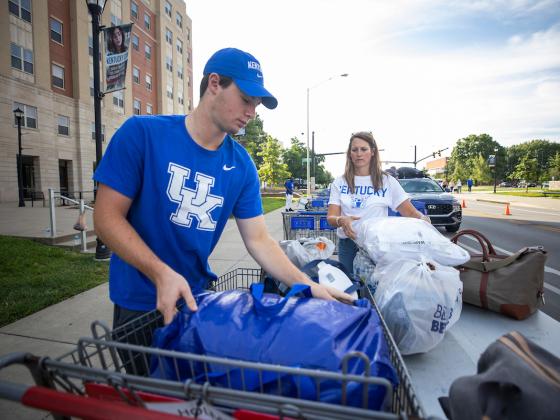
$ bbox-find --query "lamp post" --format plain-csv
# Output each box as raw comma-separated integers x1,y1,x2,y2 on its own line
493,147,498,194
13,107,25,207
306,73,348,197
86,0,111,260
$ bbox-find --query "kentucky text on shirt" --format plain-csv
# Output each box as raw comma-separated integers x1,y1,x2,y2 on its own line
340,185,388,197
247,61,261,71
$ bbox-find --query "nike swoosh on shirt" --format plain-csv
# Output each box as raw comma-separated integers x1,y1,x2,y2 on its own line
223,165,236,171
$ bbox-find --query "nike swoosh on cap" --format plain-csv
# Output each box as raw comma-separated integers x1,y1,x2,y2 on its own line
223,165,236,171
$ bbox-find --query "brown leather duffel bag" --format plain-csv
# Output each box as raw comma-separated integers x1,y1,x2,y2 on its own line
450,229,547,320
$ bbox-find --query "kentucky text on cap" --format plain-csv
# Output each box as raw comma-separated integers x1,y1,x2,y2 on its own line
203,48,278,109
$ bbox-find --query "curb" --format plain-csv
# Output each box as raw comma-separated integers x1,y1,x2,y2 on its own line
476,199,510,205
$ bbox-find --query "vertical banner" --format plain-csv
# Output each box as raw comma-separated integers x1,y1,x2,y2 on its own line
103,24,132,93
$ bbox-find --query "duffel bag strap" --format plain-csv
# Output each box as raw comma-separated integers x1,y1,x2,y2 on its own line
450,229,490,262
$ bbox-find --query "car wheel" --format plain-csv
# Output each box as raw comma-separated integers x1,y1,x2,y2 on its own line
445,225,460,233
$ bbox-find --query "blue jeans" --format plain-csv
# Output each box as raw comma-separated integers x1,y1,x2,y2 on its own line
338,237,359,276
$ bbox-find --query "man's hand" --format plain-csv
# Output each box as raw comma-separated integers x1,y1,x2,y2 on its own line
154,266,198,324
309,282,355,305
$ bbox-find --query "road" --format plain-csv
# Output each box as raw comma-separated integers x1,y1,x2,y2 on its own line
440,197,560,321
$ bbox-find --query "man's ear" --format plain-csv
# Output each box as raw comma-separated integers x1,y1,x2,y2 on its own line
207,73,221,94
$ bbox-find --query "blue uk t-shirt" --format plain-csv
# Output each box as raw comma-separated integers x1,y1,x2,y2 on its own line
93,115,263,311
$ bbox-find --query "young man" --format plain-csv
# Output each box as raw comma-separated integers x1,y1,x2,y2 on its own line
94,48,352,338
284,178,294,211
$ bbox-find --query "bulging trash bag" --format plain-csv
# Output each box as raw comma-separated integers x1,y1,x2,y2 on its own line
279,237,335,268
150,284,398,410
353,248,378,295
355,217,470,266
301,236,335,261
374,258,463,355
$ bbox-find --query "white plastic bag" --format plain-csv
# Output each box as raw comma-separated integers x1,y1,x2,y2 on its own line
297,196,309,210
317,261,358,299
355,217,470,266
374,258,463,355
301,236,335,261
279,237,335,268
353,248,378,295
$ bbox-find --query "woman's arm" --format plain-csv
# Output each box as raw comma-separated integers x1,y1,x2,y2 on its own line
397,199,431,223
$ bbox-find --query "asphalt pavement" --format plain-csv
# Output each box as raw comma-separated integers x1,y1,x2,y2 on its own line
0,191,558,418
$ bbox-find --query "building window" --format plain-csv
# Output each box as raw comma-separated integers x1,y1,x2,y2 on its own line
164,1,172,18
111,14,122,26
186,51,190,63
186,28,190,41
57,115,69,135
133,67,140,84
177,66,183,80
144,43,151,60
131,1,138,19
14,102,37,129
11,43,34,74
50,18,63,44
176,39,183,54
144,13,151,30
145,74,152,90
178,93,184,105
165,56,173,72
133,99,141,115
9,0,32,23
90,78,94,96
52,64,65,88
112,91,124,108
91,123,105,142
132,33,139,50
146,103,153,114
165,28,172,44
88,36,93,55
176,12,182,29
166,84,173,99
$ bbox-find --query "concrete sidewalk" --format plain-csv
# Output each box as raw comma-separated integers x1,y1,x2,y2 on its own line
0,203,285,419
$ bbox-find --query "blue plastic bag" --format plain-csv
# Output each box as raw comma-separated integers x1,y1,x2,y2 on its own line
150,284,398,410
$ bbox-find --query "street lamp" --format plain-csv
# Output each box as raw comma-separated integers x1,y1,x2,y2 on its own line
306,73,348,197
13,107,25,207
493,147,498,194
85,0,111,260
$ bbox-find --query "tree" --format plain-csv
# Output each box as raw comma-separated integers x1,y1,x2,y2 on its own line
448,134,505,180
471,154,493,185
506,140,560,182
451,159,469,183
234,114,266,168
257,135,289,186
549,152,560,180
281,137,307,180
512,155,538,192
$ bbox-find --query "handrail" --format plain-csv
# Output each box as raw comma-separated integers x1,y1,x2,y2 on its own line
48,188,94,253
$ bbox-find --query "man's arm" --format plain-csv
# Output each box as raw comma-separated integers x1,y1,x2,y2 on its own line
94,183,197,323
236,215,354,303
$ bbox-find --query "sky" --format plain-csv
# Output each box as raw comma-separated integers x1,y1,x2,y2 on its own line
186,0,560,177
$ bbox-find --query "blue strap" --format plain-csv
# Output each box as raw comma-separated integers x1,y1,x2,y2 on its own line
250,283,311,316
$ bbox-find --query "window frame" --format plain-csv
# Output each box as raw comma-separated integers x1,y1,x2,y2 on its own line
10,43,34,74
9,0,32,23
133,98,141,115
146,103,153,115
176,11,182,29
176,38,183,54
132,66,140,84
145,73,152,91
51,63,65,89
112,90,124,108
50,17,63,44
131,1,138,19
13,102,38,129
144,13,151,30
132,33,139,50
164,1,172,18
57,115,70,136
144,43,151,60
165,28,172,44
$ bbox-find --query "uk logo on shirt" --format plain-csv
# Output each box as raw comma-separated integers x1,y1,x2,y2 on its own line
166,163,224,231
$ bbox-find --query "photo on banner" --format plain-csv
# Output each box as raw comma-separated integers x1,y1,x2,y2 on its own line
104,24,132,93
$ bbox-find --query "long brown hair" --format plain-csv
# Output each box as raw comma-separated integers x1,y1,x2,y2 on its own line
343,131,384,193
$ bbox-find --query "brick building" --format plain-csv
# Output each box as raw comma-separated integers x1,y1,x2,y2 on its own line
0,0,193,203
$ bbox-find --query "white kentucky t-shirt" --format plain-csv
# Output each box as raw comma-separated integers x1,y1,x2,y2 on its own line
329,174,409,239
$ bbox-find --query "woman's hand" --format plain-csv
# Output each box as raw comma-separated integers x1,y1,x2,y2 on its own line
338,215,360,239
309,282,355,304
420,214,431,224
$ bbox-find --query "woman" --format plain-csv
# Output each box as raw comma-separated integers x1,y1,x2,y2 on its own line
107,26,127,54
327,132,430,274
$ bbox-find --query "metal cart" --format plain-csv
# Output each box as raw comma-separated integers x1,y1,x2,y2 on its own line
0,268,424,419
282,211,338,254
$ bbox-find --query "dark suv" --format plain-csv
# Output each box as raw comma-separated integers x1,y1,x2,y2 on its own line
398,177,462,232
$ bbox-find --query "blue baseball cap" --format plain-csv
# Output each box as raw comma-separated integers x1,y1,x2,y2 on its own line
203,48,278,109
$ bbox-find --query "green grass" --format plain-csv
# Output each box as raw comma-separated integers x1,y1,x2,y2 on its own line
0,236,109,327
262,196,286,213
